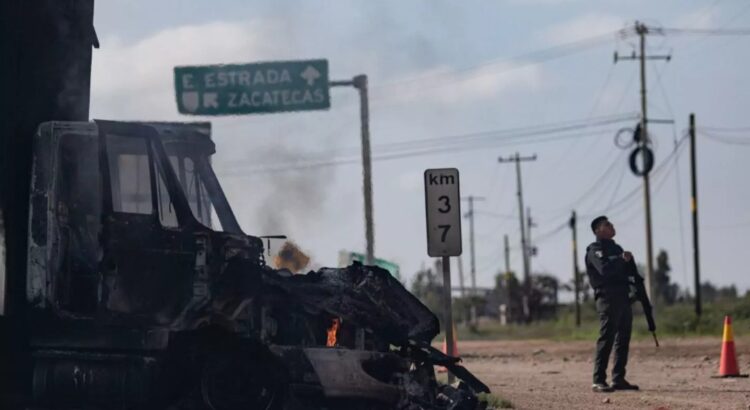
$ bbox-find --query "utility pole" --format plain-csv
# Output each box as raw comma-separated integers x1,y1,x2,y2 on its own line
689,113,702,317
503,234,511,276
330,75,375,264
462,195,485,296
457,255,466,297
614,21,671,302
526,207,536,275
569,211,581,327
498,153,537,321
504,234,512,321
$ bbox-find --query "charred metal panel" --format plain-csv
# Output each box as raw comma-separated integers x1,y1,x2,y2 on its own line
303,348,403,403
30,320,170,351
102,213,195,323
0,207,5,315
27,122,59,308
261,262,440,344
31,350,161,407
27,122,101,313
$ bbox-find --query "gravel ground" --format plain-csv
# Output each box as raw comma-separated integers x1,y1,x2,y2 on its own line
455,337,750,409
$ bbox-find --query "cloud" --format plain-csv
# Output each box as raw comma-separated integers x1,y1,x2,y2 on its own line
370,62,542,106
90,20,289,119
90,16,545,121
539,13,625,46
397,170,423,193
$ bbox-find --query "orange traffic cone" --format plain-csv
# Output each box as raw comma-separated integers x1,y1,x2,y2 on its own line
717,315,748,378
437,324,459,373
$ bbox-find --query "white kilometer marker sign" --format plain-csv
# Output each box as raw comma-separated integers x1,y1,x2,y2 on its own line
424,168,462,257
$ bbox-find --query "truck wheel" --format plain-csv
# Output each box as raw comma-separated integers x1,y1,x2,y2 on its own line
200,347,285,410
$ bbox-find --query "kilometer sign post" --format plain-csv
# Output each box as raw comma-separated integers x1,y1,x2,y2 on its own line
424,168,462,383
174,59,330,115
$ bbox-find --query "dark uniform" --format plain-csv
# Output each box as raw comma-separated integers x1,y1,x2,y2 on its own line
585,238,633,385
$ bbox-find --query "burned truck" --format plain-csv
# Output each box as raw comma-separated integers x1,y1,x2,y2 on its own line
17,119,489,409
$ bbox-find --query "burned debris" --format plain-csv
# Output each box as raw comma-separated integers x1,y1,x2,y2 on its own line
16,120,491,409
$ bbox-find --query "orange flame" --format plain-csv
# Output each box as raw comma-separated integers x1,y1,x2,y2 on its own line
326,318,340,347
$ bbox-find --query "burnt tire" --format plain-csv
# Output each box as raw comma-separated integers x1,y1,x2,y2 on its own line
201,357,276,409
193,330,288,410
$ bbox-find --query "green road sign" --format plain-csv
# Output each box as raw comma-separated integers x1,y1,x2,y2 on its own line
174,59,330,115
339,251,400,280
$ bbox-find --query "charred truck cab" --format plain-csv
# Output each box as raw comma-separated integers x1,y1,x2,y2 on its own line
21,120,488,409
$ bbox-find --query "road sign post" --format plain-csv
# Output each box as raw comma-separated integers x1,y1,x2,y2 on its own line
174,59,330,115
330,76,374,265
424,168,462,384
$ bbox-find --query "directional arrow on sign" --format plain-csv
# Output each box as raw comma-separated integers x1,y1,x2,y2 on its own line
300,65,321,86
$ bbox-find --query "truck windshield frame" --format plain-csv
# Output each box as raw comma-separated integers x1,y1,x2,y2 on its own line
96,120,243,234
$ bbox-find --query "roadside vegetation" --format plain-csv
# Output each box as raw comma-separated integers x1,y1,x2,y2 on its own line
450,297,750,341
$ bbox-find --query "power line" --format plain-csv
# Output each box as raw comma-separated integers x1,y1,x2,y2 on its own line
539,68,640,206
636,138,689,205
343,113,636,156
587,150,631,212
218,128,620,176
661,27,750,36
651,63,675,118
699,130,750,146
680,2,750,54
533,221,569,244
701,219,750,230
615,157,678,226
369,30,620,95
618,24,750,39
650,57,690,290
539,148,628,218
542,63,619,180
581,134,689,219
220,112,636,169
536,150,686,251
699,125,750,132
604,160,628,210
682,0,725,29
217,115,636,176
474,210,516,219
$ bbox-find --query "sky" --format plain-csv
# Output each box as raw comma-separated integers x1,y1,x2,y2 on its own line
90,0,750,298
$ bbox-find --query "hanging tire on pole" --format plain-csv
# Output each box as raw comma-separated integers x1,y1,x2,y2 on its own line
629,146,654,176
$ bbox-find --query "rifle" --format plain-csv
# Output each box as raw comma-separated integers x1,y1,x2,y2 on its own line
627,260,659,347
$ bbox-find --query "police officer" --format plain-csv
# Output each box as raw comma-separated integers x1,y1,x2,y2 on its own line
586,216,640,393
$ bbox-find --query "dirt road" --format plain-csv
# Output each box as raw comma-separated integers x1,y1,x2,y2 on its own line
457,337,750,409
